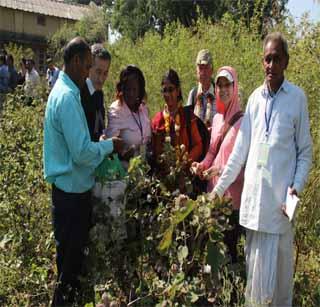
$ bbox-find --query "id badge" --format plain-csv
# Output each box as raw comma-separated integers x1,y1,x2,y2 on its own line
257,142,270,167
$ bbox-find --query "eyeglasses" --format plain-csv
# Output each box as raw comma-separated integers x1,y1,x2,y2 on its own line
161,86,176,94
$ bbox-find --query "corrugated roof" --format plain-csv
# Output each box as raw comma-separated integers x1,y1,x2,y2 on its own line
0,0,90,21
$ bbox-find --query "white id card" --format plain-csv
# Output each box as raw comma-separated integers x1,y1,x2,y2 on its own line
257,143,270,167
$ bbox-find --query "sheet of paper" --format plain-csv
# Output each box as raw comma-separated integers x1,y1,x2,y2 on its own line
285,188,299,221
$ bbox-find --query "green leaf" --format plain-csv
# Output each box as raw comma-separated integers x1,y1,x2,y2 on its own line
158,225,174,253
173,199,195,225
206,241,225,274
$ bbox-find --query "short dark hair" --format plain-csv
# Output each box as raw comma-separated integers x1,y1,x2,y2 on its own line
162,69,183,102
63,37,90,65
116,65,146,102
263,32,289,59
91,43,111,62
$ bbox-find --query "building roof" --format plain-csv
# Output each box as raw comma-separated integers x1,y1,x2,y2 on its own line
0,0,90,21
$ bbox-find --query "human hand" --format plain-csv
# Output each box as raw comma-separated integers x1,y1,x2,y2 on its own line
111,137,123,154
202,166,220,180
99,134,107,141
207,191,217,201
282,187,298,218
190,162,200,175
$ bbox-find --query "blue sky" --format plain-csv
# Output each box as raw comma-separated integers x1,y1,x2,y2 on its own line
288,0,320,22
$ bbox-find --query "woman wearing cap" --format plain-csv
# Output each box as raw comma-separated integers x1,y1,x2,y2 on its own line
192,66,244,263
151,68,204,164
103,65,151,168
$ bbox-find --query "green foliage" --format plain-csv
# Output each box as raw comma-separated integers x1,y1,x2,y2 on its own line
0,88,53,306
86,145,244,306
104,0,288,41
4,42,34,64
1,14,320,306
48,6,108,65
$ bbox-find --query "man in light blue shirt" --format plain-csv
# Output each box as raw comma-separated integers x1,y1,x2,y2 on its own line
43,37,122,306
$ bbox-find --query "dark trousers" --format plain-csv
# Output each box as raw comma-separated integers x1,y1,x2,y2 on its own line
51,185,92,307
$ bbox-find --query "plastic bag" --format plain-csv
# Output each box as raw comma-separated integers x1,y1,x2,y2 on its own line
94,153,126,183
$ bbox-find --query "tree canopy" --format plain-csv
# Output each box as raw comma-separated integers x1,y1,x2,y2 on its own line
104,0,289,41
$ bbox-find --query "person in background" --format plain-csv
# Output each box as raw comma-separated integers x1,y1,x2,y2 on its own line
17,58,27,86
46,58,60,90
186,49,216,129
104,65,151,168
0,54,9,113
24,59,40,98
43,37,123,306
211,32,312,306
6,54,18,91
0,54,9,94
192,66,244,263
81,44,111,142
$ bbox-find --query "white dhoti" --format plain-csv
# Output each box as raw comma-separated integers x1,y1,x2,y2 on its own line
245,227,294,307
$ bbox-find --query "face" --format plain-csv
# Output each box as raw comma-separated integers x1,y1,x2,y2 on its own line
216,76,234,107
161,79,180,110
263,40,288,91
89,57,110,91
75,51,92,88
123,74,140,110
25,60,32,71
196,64,213,85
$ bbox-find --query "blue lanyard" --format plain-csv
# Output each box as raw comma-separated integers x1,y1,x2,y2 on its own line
264,87,282,139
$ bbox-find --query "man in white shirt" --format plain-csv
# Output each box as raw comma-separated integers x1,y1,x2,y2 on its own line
81,43,111,142
24,59,40,98
46,58,60,89
212,32,312,306
186,49,216,129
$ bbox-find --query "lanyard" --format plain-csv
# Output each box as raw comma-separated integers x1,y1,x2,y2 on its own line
264,86,282,139
130,110,143,142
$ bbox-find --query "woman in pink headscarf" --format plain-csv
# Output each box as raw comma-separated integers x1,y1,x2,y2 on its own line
192,66,244,263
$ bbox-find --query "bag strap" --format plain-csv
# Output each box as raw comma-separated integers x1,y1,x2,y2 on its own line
191,86,197,108
210,111,243,160
184,106,193,149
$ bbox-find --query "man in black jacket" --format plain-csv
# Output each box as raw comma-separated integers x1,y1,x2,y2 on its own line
81,44,111,141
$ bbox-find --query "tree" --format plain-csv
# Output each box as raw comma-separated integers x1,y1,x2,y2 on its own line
104,0,288,41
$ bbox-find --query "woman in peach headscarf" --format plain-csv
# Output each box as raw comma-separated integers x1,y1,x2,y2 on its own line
192,66,244,263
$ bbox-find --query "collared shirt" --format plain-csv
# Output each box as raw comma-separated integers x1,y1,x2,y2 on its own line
186,83,216,123
214,80,312,234
46,67,60,88
86,78,95,95
43,71,113,193
105,99,151,149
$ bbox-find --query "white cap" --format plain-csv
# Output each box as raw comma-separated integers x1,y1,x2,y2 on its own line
215,69,233,83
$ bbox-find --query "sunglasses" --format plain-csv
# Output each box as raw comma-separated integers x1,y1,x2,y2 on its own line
161,86,176,94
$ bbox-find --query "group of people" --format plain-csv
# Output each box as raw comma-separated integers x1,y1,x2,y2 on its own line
0,50,61,109
43,31,312,307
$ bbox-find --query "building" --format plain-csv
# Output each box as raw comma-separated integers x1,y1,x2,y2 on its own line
0,0,90,73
